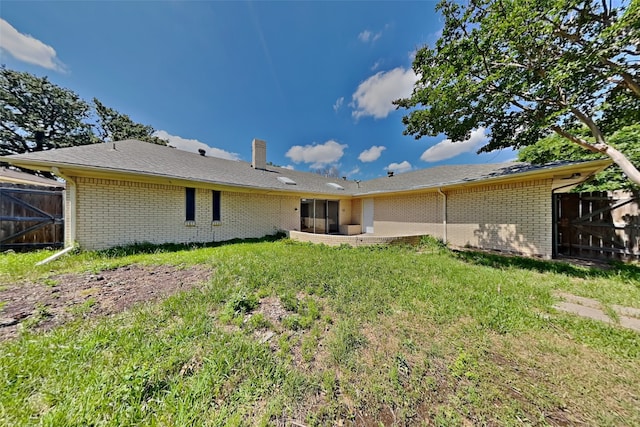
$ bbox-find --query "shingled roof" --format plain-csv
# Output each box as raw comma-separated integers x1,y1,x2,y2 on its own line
3,140,360,195
0,167,65,188
3,139,611,196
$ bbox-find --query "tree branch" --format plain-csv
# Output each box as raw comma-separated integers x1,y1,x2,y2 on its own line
550,125,603,153
569,107,607,145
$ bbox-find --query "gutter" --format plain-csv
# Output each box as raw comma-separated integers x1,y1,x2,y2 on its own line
437,187,447,243
7,159,356,198
352,159,613,198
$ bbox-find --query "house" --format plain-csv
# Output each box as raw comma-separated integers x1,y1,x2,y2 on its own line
3,139,610,258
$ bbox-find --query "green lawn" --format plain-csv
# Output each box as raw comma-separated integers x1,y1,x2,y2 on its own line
1,238,639,426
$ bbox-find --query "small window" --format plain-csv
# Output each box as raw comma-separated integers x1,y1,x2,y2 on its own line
212,190,221,221
185,187,195,221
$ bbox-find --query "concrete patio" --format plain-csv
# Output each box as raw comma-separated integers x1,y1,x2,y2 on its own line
288,230,425,247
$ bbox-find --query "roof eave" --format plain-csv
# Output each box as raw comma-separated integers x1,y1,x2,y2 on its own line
352,159,613,197
5,158,355,197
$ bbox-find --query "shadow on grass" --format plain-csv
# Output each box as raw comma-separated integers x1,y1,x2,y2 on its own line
455,249,640,281
96,232,287,258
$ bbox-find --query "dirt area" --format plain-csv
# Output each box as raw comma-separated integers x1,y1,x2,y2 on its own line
0,264,212,341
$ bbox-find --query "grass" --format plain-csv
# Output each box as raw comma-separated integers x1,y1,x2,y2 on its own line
1,238,639,425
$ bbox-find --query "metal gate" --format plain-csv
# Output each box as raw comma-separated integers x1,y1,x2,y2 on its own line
0,186,64,251
554,191,639,261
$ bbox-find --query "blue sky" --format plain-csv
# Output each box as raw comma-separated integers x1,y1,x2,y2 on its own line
0,1,516,179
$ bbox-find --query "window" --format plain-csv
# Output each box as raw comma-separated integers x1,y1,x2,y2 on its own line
212,190,221,221
185,187,195,221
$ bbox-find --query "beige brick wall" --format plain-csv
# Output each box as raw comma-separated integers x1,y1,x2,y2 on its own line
373,193,444,237
339,199,352,226
368,179,554,257
446,179,553,257
66,175,554,256
350,198,362,225
71,177,299,250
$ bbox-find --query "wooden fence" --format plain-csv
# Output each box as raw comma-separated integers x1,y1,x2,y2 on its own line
554,191,639,261
0,184,64,251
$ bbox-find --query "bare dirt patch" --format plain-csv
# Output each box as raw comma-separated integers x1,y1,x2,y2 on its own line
0,264,212,341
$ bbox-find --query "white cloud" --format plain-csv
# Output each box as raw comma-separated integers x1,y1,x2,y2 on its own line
358,24,390,44
0,19,65,72
358,29,381,43
285,140,347,169
154,130,240,161
351,67,418,119
420,128,487,163
385,161,412,173
333,96,344,113
358,145,386,162
347,166,361,177
371,60,383,71
282,165,295,170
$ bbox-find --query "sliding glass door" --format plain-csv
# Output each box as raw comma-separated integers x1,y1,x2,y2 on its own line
300,199,339,234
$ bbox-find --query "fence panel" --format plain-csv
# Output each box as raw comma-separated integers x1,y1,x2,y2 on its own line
555,191,639,261
0,185,64,251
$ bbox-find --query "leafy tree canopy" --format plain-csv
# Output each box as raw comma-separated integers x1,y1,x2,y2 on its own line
395,0,640,186
518,124,640,191
1,67,167,162
0,66,95,157
94,99,166,145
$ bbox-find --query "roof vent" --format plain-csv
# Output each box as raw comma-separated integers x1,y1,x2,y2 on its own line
387,171,394,177
326,182,344,190
277,176,297,185
198,148,206,156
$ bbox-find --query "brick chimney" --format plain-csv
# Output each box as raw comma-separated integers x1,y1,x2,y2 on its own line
252,138,267,170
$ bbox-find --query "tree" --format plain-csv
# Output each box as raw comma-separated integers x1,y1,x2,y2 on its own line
518,124,640,191
0,66,96,157
395,0,640,186
93,98,167,145
312,165,342,178
1,67,168,163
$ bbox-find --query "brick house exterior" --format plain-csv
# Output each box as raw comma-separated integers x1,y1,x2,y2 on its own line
4,139,610,258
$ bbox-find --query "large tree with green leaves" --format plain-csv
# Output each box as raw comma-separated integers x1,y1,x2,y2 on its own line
1,67,168,163
395,0,640,186
518,124,640,191
93,99,166,145
0,66,96,157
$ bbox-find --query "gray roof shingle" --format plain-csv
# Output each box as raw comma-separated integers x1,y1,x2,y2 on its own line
4,140,609,196
4,140,359,195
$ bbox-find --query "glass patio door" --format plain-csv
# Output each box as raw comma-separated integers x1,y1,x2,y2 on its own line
300,199,339,234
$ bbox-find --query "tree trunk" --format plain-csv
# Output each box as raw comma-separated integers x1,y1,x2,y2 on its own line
603,144,640,186
551,125,640,186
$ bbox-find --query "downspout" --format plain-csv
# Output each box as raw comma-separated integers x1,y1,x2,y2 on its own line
437,188,447,243
52,167,76,249
35,167,77,265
